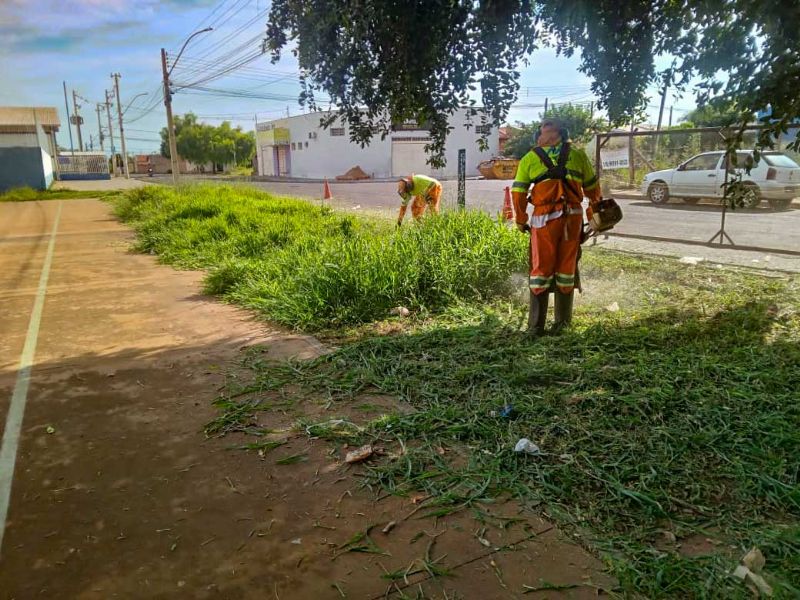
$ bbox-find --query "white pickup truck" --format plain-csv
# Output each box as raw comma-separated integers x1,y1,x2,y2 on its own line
642,151,800,209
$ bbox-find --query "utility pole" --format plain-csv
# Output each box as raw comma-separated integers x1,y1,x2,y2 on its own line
72,90,84,151
668,106,673,128
89,134,94,151
105,90,117,177
161,48,180,183
95,103,105,151
112,73,130,178
62,81,74,155
543,97,549,116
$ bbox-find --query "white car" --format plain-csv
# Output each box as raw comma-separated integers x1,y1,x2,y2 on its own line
642,151,800,209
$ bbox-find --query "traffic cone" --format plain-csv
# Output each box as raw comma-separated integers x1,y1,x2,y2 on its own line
502,186,514,221
323,179,333,201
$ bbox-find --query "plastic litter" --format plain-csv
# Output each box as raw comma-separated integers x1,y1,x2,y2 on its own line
606,301,620,312
499,404,516,419
679,256,705,265
513,438,540,455
389,306,411,317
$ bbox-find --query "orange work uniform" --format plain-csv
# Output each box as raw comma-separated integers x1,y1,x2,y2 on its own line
397,174,442,224
511,143,601,295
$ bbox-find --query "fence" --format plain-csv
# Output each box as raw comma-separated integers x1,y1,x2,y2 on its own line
588,126,800,254
58,152,111,180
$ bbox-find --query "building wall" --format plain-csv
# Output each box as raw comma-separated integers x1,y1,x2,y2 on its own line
256,109,498,179
41,148,54,188
0,147,47,191
0,132,41,148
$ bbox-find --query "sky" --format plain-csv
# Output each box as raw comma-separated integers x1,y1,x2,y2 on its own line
0,0,699,155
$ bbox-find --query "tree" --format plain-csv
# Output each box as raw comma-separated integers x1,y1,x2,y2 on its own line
160,114,256,167
502,104,605,159
265,1,799,167
682,103,749,128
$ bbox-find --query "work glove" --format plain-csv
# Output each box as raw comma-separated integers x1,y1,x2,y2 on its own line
515,222,530,233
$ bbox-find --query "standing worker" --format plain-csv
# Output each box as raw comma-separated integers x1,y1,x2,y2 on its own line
511,118,603,337
396,173,442,226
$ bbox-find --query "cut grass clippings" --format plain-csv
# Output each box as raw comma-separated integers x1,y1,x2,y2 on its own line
216,256,800,598
115,183,800,597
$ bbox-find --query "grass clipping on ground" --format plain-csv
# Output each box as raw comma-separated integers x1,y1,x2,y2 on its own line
117,184,800,598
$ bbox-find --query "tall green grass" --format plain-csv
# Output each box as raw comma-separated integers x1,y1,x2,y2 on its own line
114,184,527,329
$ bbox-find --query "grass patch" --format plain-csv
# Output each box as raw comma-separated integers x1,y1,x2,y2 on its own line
222,257,800,598
0,186,122,202
113,184,526,329
115,182,800,596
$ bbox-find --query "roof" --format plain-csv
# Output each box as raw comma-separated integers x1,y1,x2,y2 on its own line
0,107,60,133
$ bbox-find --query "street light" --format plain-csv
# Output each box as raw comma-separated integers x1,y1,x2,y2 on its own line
161,27,213,184
122,92,148,116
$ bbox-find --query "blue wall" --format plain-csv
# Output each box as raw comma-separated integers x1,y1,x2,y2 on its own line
0,147,48,192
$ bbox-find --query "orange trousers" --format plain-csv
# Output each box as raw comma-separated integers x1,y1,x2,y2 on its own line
411,183,442,219
529,213,582,295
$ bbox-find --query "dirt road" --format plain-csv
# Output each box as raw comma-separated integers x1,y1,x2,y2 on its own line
0,199,610,599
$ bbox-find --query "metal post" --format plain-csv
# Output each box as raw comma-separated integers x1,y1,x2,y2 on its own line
594,133,602,176
112,73,130,178
457,149,466,210
161,48,179,183
62,81,74,155
668,106,673,128
72,90,84,151
628,119,635,187
96,104,105,151
543,97,548,116
105,90,117,177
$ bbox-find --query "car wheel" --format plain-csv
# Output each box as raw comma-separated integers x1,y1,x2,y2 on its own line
741,184,761,209
767,198,791,210
648,181,669,204
682,197,700,205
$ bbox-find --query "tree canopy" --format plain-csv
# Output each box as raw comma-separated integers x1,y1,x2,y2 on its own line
161,114,255,167
502,103,605,159
266,1,799,166
682,103,751,128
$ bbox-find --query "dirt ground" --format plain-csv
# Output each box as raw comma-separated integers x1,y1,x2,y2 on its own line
0,199,613,599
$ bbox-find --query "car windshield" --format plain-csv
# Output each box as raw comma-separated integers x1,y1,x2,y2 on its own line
763,153,800,168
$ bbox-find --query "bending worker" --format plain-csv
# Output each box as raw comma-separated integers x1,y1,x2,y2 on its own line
396,173,442,226
511,118,601,337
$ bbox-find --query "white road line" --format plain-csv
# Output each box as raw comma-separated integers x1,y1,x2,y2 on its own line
0,201,62,555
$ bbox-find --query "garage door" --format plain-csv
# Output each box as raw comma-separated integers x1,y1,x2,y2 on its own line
391,137,431,177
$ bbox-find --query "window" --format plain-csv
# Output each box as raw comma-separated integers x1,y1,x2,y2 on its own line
304,141,309,148
475,125,491,135
682,153,722,171
331,127,345,136
308,132,317,140
291,142,296,150
764,153,800,168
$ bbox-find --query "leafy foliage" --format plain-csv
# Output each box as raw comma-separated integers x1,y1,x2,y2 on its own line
160,113,255,167
682,103,750,128
503,103,605,158
265,1,800,166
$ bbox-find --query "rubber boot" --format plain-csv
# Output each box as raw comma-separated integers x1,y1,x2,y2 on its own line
551,290,574,335
527,291,549,338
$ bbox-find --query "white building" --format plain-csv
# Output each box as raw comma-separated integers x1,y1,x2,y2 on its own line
255,108,499,179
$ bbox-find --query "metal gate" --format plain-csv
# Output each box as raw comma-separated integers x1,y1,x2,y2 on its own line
391,137,431,176
58,152,110,180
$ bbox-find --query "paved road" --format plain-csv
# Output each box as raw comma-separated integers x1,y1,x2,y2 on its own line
145,174,800,254
0,199,607,598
